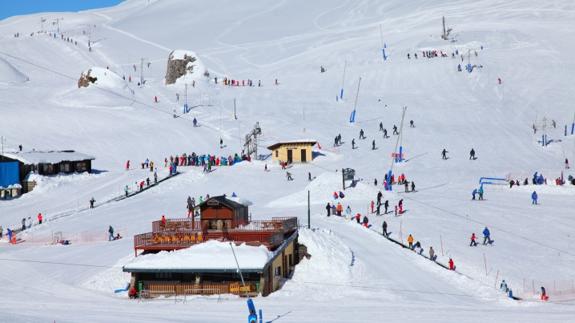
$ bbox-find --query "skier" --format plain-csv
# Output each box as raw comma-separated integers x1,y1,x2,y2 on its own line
531,191,538,205
407,234,414,249
383,129,389,138
409,120,415,128
220,138,224,149
414,241,423,255
411,181,415,192
351,139,356,149
37,213,43,225
193,118,198,127
362,215,369,228
154,171,158,184
441,149,448,160
478,186,484,200
470,233,478,247
355,213,361,224
345,205,352,217
482,227,493,245
566,158,570,169
370,200,375,213
498,77,502,85
469,148,476,160
379,122,384,132
384,200,389,214
27,217,32,229
398,199,404,214
286,172,293,181
393,125,399,135
500,280,509,293
325,203,331,217
374,178,378,186
108,226,114,241
308,172,312,181
382,221,388,237
377,191,383,205
472,188,478,200
448,258,456,270
90,197,95,208
21,218,26,231
154,96,158,103
125,160,130,170
336,202,343,216
359,129,366,139
404,181,409,193
429,246,437,261
372,140,376,150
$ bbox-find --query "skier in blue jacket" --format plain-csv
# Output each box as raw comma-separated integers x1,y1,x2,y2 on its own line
482,227,492,245
531,191,538,205
472,188,478,200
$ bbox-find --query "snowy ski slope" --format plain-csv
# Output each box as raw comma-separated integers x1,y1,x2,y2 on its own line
1,0,575,321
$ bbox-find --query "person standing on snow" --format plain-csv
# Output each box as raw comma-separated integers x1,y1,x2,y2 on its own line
470,233,478,247
359,129,366,139
125,160,130,171
472,188,478,200
441,149,448,160
108,226,114,241
372,140,376,150
478,186,484,200
379,122,384,132
531,191,538,205
90,197,96,208
383,128,389,138
469,148,476,160
325,203,331,217
384,200,389,214
393,125,399,135
407,234,414,249
37,213,43,225
482,227,493,245
336,202,343,216
351,139,356,149
429,247,437,261
448,258,456,270
382,221,388,237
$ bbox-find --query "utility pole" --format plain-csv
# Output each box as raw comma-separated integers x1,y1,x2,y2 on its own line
442,16,446,39
0,136,5,155
307,190,311,229
53,18,64,33
234,98,238,120
185,83,188,113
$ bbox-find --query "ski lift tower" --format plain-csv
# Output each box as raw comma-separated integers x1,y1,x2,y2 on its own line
243,122,262,159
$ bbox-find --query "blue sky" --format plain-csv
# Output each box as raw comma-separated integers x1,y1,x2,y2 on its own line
0,0,123,20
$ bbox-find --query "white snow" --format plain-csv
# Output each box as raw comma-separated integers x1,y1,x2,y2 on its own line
1,0,575,321
123,240,272,271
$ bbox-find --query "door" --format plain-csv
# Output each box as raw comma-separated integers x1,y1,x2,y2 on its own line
287,149,293,164
300,149,307,162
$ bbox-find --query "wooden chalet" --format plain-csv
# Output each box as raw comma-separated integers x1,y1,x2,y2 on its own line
125,195,302,297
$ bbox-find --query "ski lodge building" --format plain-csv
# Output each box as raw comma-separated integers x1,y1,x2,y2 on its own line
0,150,94,199
124,195,302,297
267,140,317,164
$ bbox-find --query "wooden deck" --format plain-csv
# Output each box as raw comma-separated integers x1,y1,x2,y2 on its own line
141,281,258,297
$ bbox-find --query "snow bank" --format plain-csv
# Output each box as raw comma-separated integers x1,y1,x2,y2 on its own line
82,255,133,295
0,57,28,84
267,172,387,207
123,240,272,271
272,228,354,300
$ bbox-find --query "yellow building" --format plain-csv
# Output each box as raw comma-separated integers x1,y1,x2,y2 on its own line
267,140,317,164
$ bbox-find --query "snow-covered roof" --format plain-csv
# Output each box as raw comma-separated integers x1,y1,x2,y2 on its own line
267,139,317,150
2,150,95,165
123,240,272,273
170,49,198,60
228,196,253,206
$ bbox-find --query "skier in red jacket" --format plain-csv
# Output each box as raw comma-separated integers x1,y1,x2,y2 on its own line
449,258,456,270
470,233,478,247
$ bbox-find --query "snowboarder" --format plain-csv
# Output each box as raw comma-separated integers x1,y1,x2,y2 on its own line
286,172,293,181
448,258,456,270
531,191,538,205
470,233,478,246
90,197,95,208
108,225,114,241
407,234,414,249
441,149,448,160
469,148,476,160
325,203,331,217
482,227,493,245
382,221,388,237
429,246,437,261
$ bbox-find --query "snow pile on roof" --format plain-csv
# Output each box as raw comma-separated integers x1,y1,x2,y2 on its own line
123,240,272,272
228,196,253,206
3,150,94,164
0,184,22,190
0,57,29,84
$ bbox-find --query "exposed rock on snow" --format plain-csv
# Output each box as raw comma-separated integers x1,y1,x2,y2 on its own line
165,49,204,85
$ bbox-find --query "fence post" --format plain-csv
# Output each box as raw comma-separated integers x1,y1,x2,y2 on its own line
399,220,403,243
483,253,488,276
440,234,444,256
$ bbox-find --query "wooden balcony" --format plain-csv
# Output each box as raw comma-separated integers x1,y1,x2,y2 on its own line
141,281,258,298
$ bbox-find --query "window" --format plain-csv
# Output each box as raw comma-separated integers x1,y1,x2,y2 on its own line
61,163,71,173
76,162,88,172
274,266,281,276
275,150,278,157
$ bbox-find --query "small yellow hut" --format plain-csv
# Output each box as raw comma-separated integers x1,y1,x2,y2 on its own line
267,140,317,164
